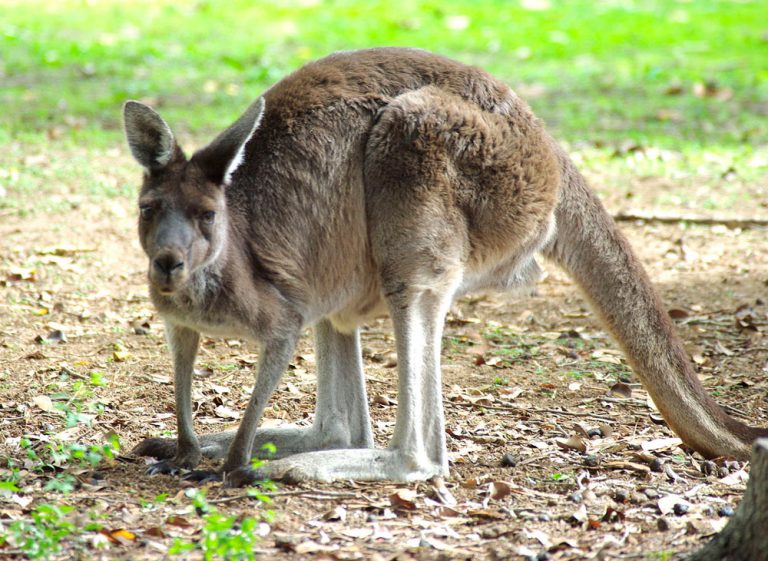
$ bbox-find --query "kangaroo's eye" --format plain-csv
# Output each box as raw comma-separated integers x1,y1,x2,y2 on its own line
200,210,216,224
140,206,154,220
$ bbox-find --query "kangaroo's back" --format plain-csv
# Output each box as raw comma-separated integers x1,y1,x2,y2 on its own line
222,48,552,316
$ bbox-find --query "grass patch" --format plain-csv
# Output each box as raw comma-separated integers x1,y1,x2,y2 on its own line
1,1,766,213
2,0,766,144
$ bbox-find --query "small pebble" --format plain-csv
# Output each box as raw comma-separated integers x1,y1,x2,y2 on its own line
717,467,730,478
718,505,735,517
500,453,518,468
583,455,599,467
673,503,690,516
535,552,550,561
587,428,603,438
657,517,671,531
630,492,645,505
649,458,664,473
701,460,717,476
613,489,629,503
643,488,660,500
568,491,583,503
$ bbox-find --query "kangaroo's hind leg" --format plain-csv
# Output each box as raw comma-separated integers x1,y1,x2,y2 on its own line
218,87,474,484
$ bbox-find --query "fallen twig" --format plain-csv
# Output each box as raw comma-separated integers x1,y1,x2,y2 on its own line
446,400,616,422
208,489,361,505
613,209,768,228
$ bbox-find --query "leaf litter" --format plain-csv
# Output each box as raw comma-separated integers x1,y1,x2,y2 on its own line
0,200,767,560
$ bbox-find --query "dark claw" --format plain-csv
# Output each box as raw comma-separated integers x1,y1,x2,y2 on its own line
183,470,223,484
223,466,268,488
146,459,182,476
132,437,178,460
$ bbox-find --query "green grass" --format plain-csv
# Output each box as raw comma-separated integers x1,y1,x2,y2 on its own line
1,0,766,211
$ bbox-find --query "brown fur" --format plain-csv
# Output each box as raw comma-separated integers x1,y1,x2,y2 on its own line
124,48,766,485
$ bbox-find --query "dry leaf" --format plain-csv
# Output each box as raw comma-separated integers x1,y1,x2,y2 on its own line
609,382,632,398
35,330,67,345
570,504,589,525
641,437,683,452
591,349,623,365
166,515,193,528
714,341,734,356
5,267,36,282
467,508,506,520
146,373,172,384
113,350,131,362
437,506,462,518
214,405,240,419
38,246,96,257
720,468,749,486
556,435,588,453
668,308,690,319
658,494,690,515
389,488,418,510
194,366,214,378
598,423,614,438
604,461,651,474
322,506,347,522
100,528,137,545
144,527,167,538
373,394,396,406
429,476,457,506
294,541,339,554
342,528,374,539
32,395,58,414
488,480,512,500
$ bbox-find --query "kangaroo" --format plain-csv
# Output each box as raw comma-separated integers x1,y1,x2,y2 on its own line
124,48,767,486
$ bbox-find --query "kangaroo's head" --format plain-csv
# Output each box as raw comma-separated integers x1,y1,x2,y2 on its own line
123,98,264,295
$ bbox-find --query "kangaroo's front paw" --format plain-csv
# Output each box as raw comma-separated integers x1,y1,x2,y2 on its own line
146,459,183,476
145,448,202,476
132,437,177,460
183,470,223,484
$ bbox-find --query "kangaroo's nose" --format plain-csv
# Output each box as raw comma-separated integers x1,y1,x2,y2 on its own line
153,254,184,275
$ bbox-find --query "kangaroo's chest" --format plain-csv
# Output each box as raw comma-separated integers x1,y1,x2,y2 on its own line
154,287,256,342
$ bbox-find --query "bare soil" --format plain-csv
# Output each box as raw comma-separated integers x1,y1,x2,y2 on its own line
1,180,767,560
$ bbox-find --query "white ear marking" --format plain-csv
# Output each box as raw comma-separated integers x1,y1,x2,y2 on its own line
223,99,265,186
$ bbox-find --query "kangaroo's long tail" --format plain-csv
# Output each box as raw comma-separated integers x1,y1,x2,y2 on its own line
542,143,767,459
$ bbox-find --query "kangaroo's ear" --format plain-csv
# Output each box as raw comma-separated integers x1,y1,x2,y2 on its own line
192,97,265,186
123,101,176,171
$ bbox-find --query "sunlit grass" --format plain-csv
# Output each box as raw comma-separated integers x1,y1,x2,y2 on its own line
0,0,766,212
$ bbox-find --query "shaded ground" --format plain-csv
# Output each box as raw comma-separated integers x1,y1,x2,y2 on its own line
1,169,767,560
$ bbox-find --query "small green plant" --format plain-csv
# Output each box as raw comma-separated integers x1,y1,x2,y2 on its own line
491,376,510,387
43,473,77,494
169,488,273,561
19,433,121,494
0,479,20,493
139,492,170,510
551,472,572,482
88,371,106,386
0,503,101,560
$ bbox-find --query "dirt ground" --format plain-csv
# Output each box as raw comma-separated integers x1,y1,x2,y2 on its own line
1,172,767,560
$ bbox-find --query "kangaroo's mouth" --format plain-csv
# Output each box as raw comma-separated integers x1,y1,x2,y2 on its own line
148,268,188,296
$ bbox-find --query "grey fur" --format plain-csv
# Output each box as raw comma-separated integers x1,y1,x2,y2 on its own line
125,48,766,485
